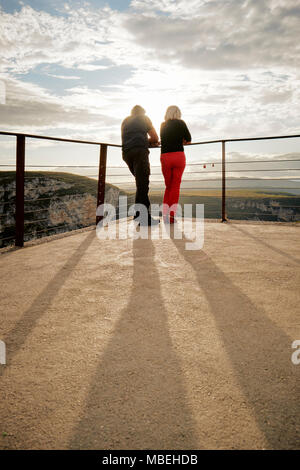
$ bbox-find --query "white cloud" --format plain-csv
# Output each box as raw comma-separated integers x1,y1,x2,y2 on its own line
0,5,127,74
77,64,111,71
46,74,81,80
0,0,299,156
125,0,300,70
130,0,208,17
0,75,119,135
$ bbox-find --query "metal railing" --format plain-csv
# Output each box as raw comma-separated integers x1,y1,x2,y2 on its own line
0,131,121,247
0,130,300,247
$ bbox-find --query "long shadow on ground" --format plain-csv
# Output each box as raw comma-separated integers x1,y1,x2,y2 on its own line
0,230,95,375
70,237,198,450
171,229,299,449
230,223,300,265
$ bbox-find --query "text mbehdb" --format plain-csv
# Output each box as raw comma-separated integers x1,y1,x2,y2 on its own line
102,454,198,466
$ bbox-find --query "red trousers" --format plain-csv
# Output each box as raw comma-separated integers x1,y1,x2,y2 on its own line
160,151,186,219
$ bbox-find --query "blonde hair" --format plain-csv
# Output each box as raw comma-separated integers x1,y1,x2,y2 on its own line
164,105,181,121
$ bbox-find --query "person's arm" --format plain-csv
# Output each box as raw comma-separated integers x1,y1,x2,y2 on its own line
182,120,192,145
148,127,160,147
144,116,159,146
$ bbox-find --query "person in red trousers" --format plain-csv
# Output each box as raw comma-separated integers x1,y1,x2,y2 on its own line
160,106,192,223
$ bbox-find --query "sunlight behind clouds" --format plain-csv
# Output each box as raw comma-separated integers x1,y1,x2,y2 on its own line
0,0,299,165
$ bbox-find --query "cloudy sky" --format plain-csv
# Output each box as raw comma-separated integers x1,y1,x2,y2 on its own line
0,0,299,170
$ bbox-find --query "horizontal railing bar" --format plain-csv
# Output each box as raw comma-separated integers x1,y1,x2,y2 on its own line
22,176,110,180
105,168,300,177
0,211,15,216
189,134,300,145
25,222,93,236
1,204,298,218
186,159,300,165
224,159,300,164
1,165,96,168
24,208,53,215
81,169,300,178
177,187,300,190
108,159,300,166
24,224,77,235
0,235,15,242
108,180,300,185
0,131,121,148
227,213,300,216
107,159,300,169
148,187,300,191
23,219,50,225
1,131,300,148
147,178,300,182
23,194,92,203
1,159,300,170
151,186,300,189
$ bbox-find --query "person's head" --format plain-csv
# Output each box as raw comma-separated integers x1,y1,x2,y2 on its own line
164,105,181,121
131,105,146,117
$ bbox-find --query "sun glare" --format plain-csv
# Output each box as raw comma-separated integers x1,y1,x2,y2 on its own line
127,92,178,135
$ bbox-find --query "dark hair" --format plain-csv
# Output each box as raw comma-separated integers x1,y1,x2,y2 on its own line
131,105,146,116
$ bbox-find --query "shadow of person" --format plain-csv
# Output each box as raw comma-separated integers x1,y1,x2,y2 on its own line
170,230,299,449
0,230,95,374
69,237,198,450
230,223,300,265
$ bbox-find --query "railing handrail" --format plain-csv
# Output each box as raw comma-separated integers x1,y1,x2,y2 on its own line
0,131,122,148
1,130,300,148
189,134,300,145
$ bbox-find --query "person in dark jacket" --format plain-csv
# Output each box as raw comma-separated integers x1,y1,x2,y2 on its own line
121,105,160,226
160,106,191,223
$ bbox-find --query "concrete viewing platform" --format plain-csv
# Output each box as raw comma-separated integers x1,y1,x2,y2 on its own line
0,219,299,449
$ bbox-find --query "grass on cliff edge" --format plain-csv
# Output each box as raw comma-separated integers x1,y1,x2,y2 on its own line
0,171,128,197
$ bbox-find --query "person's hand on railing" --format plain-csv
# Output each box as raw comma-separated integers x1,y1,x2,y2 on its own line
148,128,160,148
183,139,191,145
148,141,161,148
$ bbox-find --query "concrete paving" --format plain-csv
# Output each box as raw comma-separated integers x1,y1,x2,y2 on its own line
0,220,299,449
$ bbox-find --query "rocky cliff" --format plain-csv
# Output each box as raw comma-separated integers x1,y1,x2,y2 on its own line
228,197,299,221
0,172,126,247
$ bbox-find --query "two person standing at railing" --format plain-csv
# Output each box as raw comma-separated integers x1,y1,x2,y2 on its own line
121,105,191,226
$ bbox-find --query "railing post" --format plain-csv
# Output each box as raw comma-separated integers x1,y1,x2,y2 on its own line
15,135,25,246
96,143,107,224
221,140,227,222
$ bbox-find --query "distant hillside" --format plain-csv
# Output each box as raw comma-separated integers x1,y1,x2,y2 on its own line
0,171,128,247
1,172,299,248
149,189,300,222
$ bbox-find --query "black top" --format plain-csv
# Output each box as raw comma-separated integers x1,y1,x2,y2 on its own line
160,119,191,154
121,114,153,151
